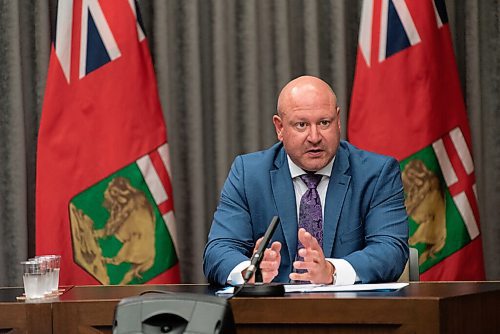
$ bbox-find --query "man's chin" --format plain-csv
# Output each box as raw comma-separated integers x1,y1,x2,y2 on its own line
299,159,329,172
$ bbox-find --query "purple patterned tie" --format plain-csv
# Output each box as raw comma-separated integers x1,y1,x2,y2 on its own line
297,173,323,255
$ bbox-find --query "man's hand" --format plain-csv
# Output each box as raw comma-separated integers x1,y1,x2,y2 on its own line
243,237,282,283
289,228,335,284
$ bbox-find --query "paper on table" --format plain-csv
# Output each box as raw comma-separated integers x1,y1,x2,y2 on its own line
216,282,409,295
285,282,409,293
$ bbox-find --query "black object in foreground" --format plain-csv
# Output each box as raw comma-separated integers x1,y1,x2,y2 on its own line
235,216,285,297
236,282,285,297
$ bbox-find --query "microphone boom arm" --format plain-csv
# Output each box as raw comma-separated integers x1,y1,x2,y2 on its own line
243,216,280,282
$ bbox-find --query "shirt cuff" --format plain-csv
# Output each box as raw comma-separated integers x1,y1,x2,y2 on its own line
227,260,250,285
326,258,357,285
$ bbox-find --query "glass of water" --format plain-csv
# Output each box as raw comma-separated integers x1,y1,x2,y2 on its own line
35,255,61,294
31,257,51,296
21,260,46,299
47,255,61,293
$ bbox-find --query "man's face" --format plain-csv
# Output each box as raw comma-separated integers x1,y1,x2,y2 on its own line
273,88,341,172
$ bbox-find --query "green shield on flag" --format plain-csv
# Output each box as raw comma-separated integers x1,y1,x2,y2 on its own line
400,146,471,273
69,162,177,285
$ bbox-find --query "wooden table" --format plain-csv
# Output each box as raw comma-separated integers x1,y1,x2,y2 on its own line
1,282,500,333
0,287,52,333
53,282,500,334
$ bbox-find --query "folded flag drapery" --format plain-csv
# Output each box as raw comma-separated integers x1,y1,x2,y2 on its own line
348,0,485,280
36,0,179,285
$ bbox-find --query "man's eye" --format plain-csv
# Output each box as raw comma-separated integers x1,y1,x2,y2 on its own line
296,122,307,129
319,120,331,128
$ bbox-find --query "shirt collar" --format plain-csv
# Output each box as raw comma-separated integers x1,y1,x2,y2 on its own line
287,155,335,178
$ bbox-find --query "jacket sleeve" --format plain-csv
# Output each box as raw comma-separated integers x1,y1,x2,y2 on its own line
203,156,255,285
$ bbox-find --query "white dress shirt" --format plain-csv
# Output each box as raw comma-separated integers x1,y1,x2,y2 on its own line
227,155,357,285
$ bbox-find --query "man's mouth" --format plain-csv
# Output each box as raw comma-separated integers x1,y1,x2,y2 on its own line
306,148,323,156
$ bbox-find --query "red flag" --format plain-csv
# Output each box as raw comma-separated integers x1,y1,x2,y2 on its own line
36,0,180,285
348,0,485,280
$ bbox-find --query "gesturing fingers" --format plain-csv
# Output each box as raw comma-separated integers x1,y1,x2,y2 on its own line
248,241,282,283
297,247,320,263
261,248,279,266
298,228,321,251
291,229,333,284
290,261,333,284
294,247,323,273
270,240,282,253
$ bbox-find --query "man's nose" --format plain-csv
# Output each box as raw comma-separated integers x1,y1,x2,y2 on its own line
307,125,321,143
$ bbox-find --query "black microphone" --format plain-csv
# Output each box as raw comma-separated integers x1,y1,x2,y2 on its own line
243,216,280,282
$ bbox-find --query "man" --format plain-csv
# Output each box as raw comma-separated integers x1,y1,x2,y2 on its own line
203,76,408,286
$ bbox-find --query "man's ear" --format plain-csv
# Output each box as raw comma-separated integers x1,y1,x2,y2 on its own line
273,115,284,141
336,106,341,129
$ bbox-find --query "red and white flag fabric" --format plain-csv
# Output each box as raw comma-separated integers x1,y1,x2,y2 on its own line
36,0,180,285
348,0,485,280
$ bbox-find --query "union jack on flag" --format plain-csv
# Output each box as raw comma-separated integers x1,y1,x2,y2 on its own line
37,0,180,285
349,0,485,281
358,0,449,66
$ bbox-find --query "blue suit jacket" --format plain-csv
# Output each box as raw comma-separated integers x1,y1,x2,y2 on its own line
203,141,409,286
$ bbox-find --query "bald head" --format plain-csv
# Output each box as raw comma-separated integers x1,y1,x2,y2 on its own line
277,76,338,117
273,75,341,172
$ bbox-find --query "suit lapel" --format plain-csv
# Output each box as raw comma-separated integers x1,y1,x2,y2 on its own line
270,148,297,266
323,145,351,257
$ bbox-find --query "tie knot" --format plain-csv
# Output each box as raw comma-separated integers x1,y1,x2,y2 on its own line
300,173,322,189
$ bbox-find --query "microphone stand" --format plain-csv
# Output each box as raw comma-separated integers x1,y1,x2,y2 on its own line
235,268,285,297
255,268,263,284
234,216,285,297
